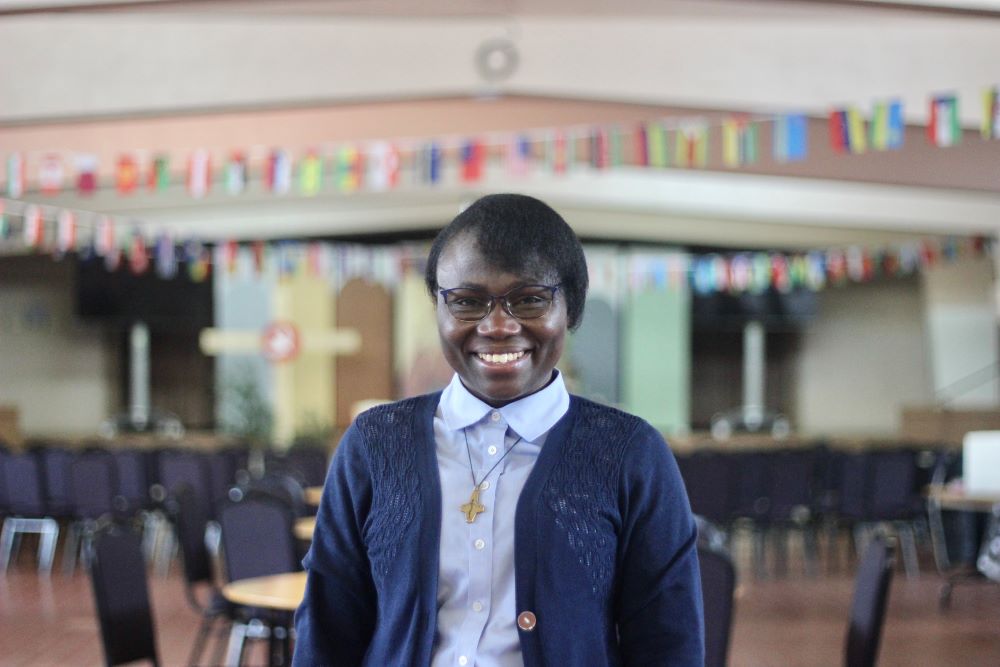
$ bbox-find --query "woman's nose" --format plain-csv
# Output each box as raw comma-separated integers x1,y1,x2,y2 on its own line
477,301,521,336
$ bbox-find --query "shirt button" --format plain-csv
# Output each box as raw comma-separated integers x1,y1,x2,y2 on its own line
474,538,486,550
490,411,501,422
472,600,484,612
487,445,498,456
458,656,468,666
517,610,537,631
479,480,490,491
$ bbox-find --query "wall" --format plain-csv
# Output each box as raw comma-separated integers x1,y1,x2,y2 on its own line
0,256,118,439
794,277,932,437
921,256,999,407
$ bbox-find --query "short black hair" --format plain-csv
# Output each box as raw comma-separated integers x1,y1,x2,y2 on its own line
425,193,589,330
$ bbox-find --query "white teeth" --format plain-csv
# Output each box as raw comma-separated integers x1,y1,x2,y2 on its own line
478,351,525,364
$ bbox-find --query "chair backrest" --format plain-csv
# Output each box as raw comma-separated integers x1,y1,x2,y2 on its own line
38,447,76,518
0,447,9,513
867,449,918,522
679,451,733,525
171,483,214,588
698,543,736,667
4,452,48,516
89,526,160,667
218,495,299,583
112,449,151,514
158,450,213,519
71,451,118,520
765,449,817,522
844,536,896,667
280,446,330,487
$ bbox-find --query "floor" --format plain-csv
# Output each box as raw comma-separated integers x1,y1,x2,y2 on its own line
0,534,998,666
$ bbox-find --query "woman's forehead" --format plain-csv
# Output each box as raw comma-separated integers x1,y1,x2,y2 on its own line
438,234,555,283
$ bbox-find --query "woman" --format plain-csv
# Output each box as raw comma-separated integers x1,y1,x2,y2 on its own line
294,194,703,666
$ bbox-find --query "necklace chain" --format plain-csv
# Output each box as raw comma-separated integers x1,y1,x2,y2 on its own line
463,427,524,489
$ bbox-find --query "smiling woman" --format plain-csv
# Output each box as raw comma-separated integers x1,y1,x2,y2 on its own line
295,194,704,667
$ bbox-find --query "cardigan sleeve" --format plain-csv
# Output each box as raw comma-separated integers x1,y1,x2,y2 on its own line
614,421,705,666
293,423,377,666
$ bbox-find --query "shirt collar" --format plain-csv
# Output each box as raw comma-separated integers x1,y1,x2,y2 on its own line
439,370,570,442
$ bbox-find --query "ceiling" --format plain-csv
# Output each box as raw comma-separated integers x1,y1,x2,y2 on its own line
1,0,999,249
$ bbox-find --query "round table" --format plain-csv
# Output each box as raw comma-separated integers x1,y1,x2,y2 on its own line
305,486,323,506
222,571,307,612
294,516,316,541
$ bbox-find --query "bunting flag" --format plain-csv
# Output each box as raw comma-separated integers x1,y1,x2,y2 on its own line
221,239,239,274
225,152,248,195
721,117,759,167
147,154,170,192
460,140,485,182
56,209,76,256
116,155,140,194
982,87,1000,139
646,122,669,168
75,154,98,196
7,153,26,198
829,108,867,154
928,94,961,147
870,99,905,150
366,141,400,191
185,238,210,282
634,124,650,167
251,240,267,274
22,205,43,248
419,142,442,184
267,149,293,194
154,232,177,279
129,229,150,275
337,146,363,193
773,113,808,162
39,154,65,195
590,127,610,170
507,135,532,177
546,130,569,174
609,127,626,167
94,215,115,258
674,123,708,168
298,150,324,196
187,149,211,198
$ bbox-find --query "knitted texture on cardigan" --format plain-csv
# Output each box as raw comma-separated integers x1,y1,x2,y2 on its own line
543,399,640,599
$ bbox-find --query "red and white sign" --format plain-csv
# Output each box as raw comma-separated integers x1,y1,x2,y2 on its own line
261,321,301,363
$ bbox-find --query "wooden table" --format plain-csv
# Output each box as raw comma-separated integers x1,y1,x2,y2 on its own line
305,486,323,506
222,571,307,612
294,516,316,541
927,486,1000,512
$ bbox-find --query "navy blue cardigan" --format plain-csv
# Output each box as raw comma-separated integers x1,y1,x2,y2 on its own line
294,392,703,666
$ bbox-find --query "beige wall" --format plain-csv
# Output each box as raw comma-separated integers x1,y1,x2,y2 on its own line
794,277,932,437
0,257,118,439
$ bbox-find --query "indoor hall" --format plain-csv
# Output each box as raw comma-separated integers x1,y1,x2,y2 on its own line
1,1,999,666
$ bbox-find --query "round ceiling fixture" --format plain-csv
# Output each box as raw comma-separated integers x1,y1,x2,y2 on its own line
475,38,519,84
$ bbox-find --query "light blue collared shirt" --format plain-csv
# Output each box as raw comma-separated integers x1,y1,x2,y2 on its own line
431,371,570,667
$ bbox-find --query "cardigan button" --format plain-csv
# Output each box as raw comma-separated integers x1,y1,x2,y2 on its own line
517,611,537,631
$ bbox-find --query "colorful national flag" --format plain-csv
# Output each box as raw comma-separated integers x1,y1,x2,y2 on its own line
366,142,401,191
674,123,708,168
129,230,150,275
982,87,1000,139
829,108,867,154
336,146,363,193
56,209,76,256
221,239,239,274
546,130,569,174
155,232,178,279
22,205,43,248
646,122,669,168
266,149,292,194
148,154,170,192
722,117,759,167
75,154,98,196
6,153,26,198
38,154,65,195
187,149,211,198
116,155,140,194
928,94,961,147
185,238,211,282
507,135,532,177
225,152,247,195
870,99,905,150
298,151,324,196
773,114,808,162
590,128,610,170
460,140,485,183
419,142,442,184
634,124,649,167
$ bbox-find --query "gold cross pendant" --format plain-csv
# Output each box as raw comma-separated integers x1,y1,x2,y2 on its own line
460,486,486,523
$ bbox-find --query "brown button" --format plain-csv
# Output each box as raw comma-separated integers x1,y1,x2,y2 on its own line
517,611,537,631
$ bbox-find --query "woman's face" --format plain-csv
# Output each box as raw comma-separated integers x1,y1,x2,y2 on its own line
435,234,568,407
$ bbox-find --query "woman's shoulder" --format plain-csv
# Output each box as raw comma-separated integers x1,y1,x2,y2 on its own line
352,391,441,429
567,395,659,439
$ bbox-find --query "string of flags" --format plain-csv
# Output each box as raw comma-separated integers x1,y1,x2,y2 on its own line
3,87,1000,200
0,197,990,296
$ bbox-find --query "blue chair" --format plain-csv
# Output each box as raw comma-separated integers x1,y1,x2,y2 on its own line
0,451,59,574
844,536,895,667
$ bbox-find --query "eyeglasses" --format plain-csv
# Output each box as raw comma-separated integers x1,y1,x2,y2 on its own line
439,284,561,322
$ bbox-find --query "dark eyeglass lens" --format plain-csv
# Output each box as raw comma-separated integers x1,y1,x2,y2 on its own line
444,291,492,320
506,288,554,318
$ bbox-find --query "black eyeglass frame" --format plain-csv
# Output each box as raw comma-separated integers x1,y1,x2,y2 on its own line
438,283,562,322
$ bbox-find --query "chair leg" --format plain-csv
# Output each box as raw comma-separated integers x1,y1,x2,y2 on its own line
753,527,768,580
62,523,81,577
896,522,920,579
224,622,249,667
37,519,59,575
0,519,15,572
209,618,234,667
